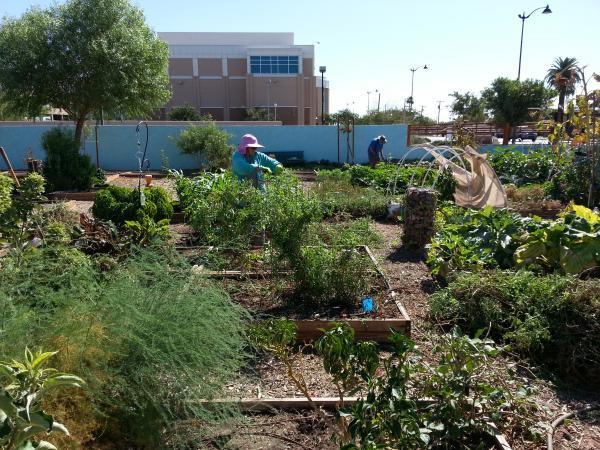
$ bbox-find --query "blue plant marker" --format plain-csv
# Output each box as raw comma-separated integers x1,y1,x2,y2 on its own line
362,297,374,313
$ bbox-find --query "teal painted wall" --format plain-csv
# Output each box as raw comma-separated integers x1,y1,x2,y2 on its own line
0,123,408,170
0,123,544,171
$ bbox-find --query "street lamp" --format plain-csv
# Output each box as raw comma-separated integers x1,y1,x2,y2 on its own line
319,66,326,124
274,103,277,122
408,65,428,112
517,4,552,80
367,91,372,113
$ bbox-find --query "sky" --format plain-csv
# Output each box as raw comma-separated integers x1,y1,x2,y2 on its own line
2,0,599,122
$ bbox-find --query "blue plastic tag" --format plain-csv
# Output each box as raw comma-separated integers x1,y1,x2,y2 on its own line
362,297,374,313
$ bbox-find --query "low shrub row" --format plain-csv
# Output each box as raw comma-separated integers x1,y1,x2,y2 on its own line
429,270,600,385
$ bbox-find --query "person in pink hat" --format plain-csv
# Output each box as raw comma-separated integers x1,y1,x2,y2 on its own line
232,134,283,188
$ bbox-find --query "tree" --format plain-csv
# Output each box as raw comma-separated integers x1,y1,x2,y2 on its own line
244,107,268,121
355,108,435,125
0,0,171,143
169,104,202,121
481,78,555,145
173,124,233,171
449,92,487,122
545,57,581,123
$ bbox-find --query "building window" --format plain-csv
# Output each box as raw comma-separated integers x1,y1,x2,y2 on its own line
250,56,299,74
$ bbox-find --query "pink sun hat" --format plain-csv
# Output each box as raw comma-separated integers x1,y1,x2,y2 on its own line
237,134,265,154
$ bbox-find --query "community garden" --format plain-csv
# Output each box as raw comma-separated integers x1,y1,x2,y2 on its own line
1,102,600,449
0,0,599,448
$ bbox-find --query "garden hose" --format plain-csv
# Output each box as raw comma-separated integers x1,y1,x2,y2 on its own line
546,404,600,450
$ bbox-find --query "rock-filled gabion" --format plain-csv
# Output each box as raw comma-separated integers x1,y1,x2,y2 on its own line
403,187,437,249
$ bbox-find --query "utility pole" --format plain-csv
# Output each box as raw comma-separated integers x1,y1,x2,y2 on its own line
437,100,443,124
377,90,381,112
367,91,371,113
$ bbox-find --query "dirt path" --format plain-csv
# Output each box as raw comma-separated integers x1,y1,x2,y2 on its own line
369,220,437,335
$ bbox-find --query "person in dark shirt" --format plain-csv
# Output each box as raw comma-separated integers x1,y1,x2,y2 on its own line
367,135,387,167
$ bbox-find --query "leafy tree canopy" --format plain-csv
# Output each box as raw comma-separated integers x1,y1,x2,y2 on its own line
449,91,487,122
354,108,435,125
0,0,171,141
481,78,555,127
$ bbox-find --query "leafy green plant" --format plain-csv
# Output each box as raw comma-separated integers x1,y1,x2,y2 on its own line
169,103,201,121
427,205,541,278
434,166,458,201
124,217,170,246
0,348,84,450
92,185,173,225
41,128,96,191
173,123,233,171
429,270,600,385
487,146,567,186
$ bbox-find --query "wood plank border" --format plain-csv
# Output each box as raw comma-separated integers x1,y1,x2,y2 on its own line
203,397,511,449
182,245,411,340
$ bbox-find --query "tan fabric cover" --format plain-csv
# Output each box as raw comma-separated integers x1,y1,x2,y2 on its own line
432,146,507,208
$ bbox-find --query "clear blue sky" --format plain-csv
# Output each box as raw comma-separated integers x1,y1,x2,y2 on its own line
3,0,599,121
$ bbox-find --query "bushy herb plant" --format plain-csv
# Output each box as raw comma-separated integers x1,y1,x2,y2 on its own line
0,246,249,447
292,246,372,306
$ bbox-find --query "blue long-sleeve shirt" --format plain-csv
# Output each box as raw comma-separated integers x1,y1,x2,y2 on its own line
231,151,281,182
368,138,384,159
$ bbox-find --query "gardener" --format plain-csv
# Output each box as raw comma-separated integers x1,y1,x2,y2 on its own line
367,135,388,167
232,134,283,189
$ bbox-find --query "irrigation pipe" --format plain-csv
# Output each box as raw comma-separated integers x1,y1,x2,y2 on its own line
546,404,600,450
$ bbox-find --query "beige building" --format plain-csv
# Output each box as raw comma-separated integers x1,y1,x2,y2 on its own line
158,32,329,125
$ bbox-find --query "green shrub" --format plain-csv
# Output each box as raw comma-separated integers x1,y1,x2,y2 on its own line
293,246,372,306
429,270,600,384
42,127,96,191
169,103,201,121
91,185,173,225
173,123,232,171
312,180,392,218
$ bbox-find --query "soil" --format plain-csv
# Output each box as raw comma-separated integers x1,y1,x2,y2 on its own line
218,273,396,321
222,411,336,450
229,350,341,399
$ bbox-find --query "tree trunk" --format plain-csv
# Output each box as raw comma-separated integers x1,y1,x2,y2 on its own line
502,123,511,145
74,117,86,149
557,89,566,123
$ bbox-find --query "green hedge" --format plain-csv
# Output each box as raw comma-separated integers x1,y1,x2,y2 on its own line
92,185,173,225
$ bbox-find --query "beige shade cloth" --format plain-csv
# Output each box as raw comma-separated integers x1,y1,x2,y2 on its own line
432,146,507,208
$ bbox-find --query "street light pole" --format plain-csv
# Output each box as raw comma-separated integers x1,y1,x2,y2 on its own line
408,65,428,112
266,79,272,121
437,100,443,124
367,91,371,113
319,66,326,125
517,4,552,80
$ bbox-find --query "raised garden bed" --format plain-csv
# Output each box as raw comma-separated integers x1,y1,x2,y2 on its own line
179,244,411,342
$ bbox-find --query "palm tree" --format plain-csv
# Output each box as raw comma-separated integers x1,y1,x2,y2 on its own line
545,57,581,123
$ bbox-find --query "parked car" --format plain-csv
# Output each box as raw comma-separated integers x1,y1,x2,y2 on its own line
495,127,538,142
